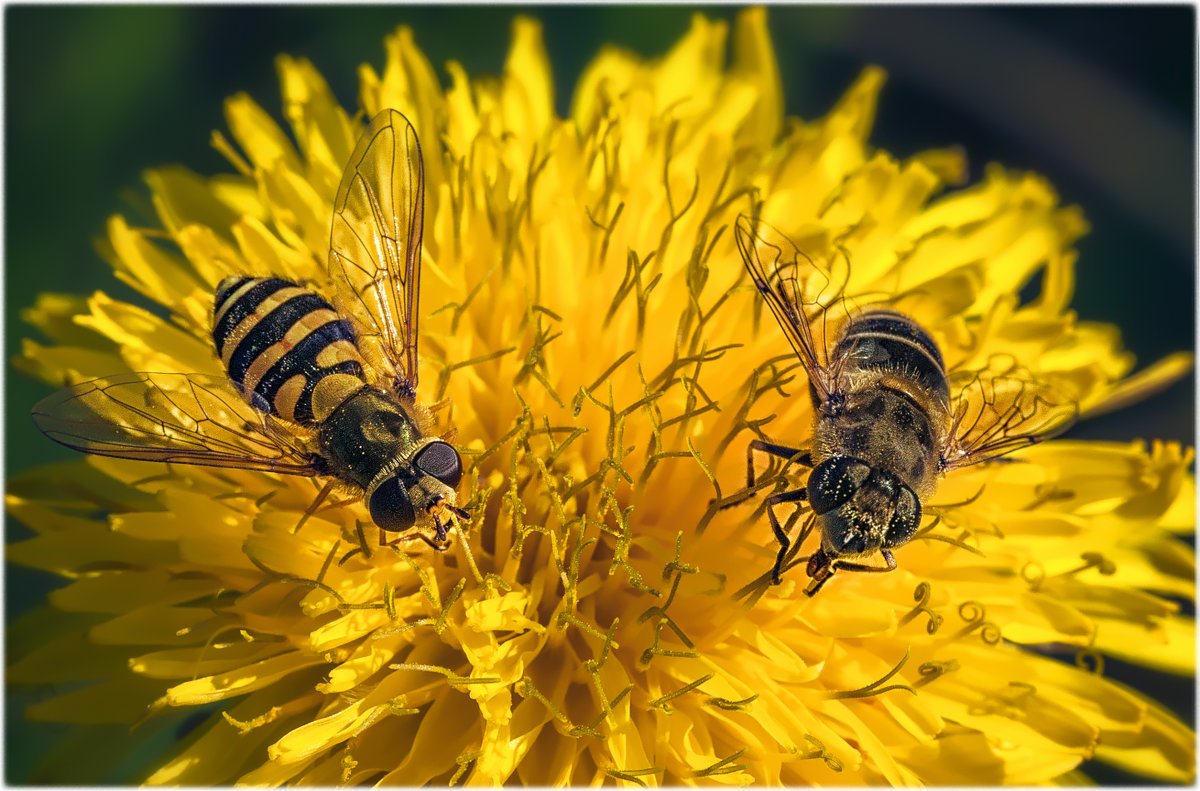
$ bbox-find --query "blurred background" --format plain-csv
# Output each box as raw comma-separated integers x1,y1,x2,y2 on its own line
6,5,1194,784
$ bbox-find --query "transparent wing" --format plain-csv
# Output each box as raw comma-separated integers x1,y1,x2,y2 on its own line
942,357,1078,470
31,373,321,475
328,109,425,395
734,215,850,402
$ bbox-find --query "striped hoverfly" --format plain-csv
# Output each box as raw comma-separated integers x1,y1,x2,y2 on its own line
32,109,468,548
733,215,1077,596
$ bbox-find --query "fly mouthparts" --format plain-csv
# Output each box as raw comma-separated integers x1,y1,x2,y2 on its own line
426,499,469,522
424,501,450,545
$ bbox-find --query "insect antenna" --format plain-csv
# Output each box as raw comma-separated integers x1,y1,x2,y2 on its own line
293,479,337,534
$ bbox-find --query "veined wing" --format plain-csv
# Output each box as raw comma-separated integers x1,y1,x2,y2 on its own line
31,373,321,475
942,357,1078,471
734,215,850,402
328,109,425,396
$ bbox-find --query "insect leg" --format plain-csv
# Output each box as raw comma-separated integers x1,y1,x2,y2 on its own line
412,532,447,552
747,440,812,487
832,549,898,575
719,441,811,511
381,530,446,552
765,488,809,584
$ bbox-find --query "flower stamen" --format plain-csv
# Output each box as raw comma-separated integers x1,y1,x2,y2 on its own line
389,663,501,686
692,747,748,777
433,578,466,634
603,765,665,787
338,741,358,785
953,601,1002,645
448,749,484,786
1023,483,1076,511
826,649,916,700
705,693,759,711
898,582,944,634
968,681,1037,718
222,706,283,735
1021,561,1047,590
387,696,419,716
648,673,714,712
1075,647,1106,675
795,735,844,772
914,659,961,687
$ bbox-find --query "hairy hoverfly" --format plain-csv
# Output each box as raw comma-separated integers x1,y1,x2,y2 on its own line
733,215,1077,596
33,109,467,547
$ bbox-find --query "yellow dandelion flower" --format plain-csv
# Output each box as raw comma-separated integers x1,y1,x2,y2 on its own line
9,9,1194,786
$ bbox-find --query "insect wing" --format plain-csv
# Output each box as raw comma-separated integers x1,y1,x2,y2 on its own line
735,215,849,401
942,359,1078,470
32,373,321,475
328,109,425,395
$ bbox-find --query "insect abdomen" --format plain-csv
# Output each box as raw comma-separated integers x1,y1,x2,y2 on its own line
212,276,366,427
833,309,949,402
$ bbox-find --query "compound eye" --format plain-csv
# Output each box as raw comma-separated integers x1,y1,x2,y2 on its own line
368,477,416,532
883,486,922,548
414,441,463,488
807,457,871,515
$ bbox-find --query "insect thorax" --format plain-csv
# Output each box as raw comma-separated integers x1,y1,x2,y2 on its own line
212,276,369,427
318,387,425,490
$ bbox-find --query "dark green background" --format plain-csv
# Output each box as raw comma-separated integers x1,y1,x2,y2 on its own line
6,5,1194,784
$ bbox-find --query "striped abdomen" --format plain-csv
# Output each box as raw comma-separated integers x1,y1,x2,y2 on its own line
833,308,949,403
212,277,367,427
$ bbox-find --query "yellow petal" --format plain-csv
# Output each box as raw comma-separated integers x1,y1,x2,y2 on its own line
729,7,782,150
375,692,481,784
49,568,211,614
223,91,301,172
162,651,327,706
1091,616,1195,675
503,18,554,141
104,215,207,312
259,158,331,259
1094,696,1195,782
145,166,240,239
146,685,320,785
7,496,178,573
76,291,212,374
90,605,217,646
172,223,251,291
1084,351,1193,418
15,338,124,387
365,26,447,197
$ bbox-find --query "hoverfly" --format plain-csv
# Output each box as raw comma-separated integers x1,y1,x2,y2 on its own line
733,214,1076,596
32,109,467,548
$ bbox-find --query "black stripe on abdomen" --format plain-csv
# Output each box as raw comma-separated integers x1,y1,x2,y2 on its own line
256,321,363,425
223,293,329,384
213,277,290,347
835,309,949,401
